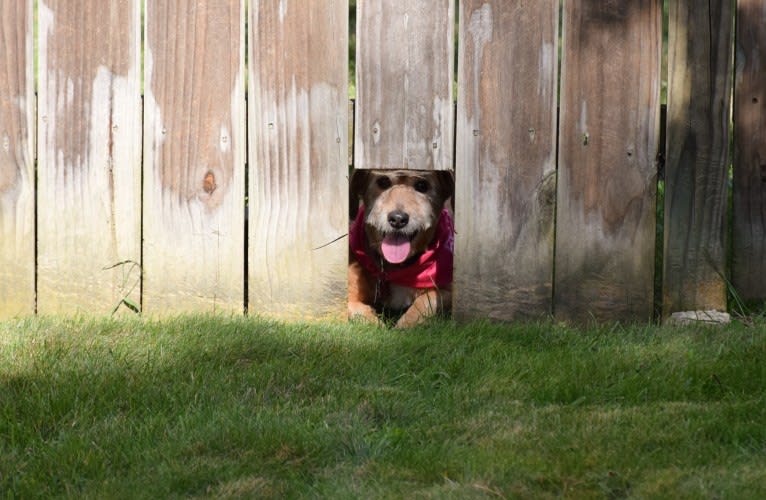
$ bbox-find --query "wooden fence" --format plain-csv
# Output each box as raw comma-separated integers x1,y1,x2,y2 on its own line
0,0,764,323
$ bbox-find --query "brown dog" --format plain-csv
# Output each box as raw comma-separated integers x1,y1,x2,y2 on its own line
348,169,455,328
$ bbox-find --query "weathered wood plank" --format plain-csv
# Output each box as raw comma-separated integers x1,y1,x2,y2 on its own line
0,0,34,317
732,0,766,303
355,0,454,170
454,1,558,321
663,0,733,315
143,0,245,314
37,0,142,315
555,0,661,322
248,0,348,320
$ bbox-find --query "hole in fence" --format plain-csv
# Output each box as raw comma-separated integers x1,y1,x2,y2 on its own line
348,168,455,327
760,165,766,183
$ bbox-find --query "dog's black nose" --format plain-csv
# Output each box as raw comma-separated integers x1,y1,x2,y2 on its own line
388,210,409,229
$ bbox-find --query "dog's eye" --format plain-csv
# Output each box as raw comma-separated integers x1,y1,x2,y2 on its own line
376,176,392,189
414,180,430,193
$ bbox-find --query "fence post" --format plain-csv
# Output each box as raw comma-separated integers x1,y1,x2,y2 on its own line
732,0,766,306
143,0,246,315
247,0,349,320
663,0,733,316
555,0,662,323
454,0,558,321
37,0,142,315
0,0,34,318
355,0,454,171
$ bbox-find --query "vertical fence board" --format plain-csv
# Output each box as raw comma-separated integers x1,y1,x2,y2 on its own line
663,0,733,315
733,0,766,304
0,1,34,317
454,1,558,320
248,1,348,319
143,0,245,314
555,0,661,323
37,0,141,315
355,0,454,170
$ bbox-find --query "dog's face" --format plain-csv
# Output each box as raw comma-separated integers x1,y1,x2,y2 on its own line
351,169,454,265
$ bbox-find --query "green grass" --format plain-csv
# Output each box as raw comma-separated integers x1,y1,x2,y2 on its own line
2,316,765,498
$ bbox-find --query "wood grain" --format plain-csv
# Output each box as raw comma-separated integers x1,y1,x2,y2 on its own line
663,0,733,315
0,0,34,317
143,0,245,314
555,0,661,322
248,0,348,320
732,0,766,303
454,0,558,321
37,0,142,315
355,0,454,170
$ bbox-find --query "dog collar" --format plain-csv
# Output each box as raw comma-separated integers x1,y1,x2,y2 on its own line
349,205,454,289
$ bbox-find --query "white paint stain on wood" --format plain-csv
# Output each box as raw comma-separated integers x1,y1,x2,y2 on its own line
540,42,555,98
38,1,54,46
249,81,347,318
468,3,493,48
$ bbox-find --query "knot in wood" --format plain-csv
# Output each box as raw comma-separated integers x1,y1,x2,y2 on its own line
203,171,217,194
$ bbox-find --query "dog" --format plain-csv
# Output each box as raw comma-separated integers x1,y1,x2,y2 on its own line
348,169,455,328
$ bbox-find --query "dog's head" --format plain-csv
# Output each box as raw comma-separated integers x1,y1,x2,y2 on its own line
350,169,454,265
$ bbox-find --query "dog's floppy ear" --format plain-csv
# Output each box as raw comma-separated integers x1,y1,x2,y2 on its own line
435,170,455,212
349,169,370,219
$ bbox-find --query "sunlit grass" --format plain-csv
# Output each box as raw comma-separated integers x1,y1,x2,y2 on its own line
1,315,764,497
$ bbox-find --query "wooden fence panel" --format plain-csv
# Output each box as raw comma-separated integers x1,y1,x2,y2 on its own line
555,0,661,323
37,0,142,315
248,0,348,319
0,1,34,317
732,0,766,304
454,1,558,320
663,0,733,315
355,0,454,170
143,0,245,314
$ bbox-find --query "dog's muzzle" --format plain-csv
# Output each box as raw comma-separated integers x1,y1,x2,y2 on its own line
379,210,417,264
387,210,409,229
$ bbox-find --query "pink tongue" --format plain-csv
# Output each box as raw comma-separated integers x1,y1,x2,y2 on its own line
381,234,411,264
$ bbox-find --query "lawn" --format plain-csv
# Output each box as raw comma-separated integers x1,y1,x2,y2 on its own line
1,316,765,498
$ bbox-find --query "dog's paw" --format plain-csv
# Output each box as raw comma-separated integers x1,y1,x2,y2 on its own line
394,289,445,328
348,302,384,327
394,309,432,328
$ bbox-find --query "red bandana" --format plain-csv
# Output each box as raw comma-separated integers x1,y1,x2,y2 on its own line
349,205,454,289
